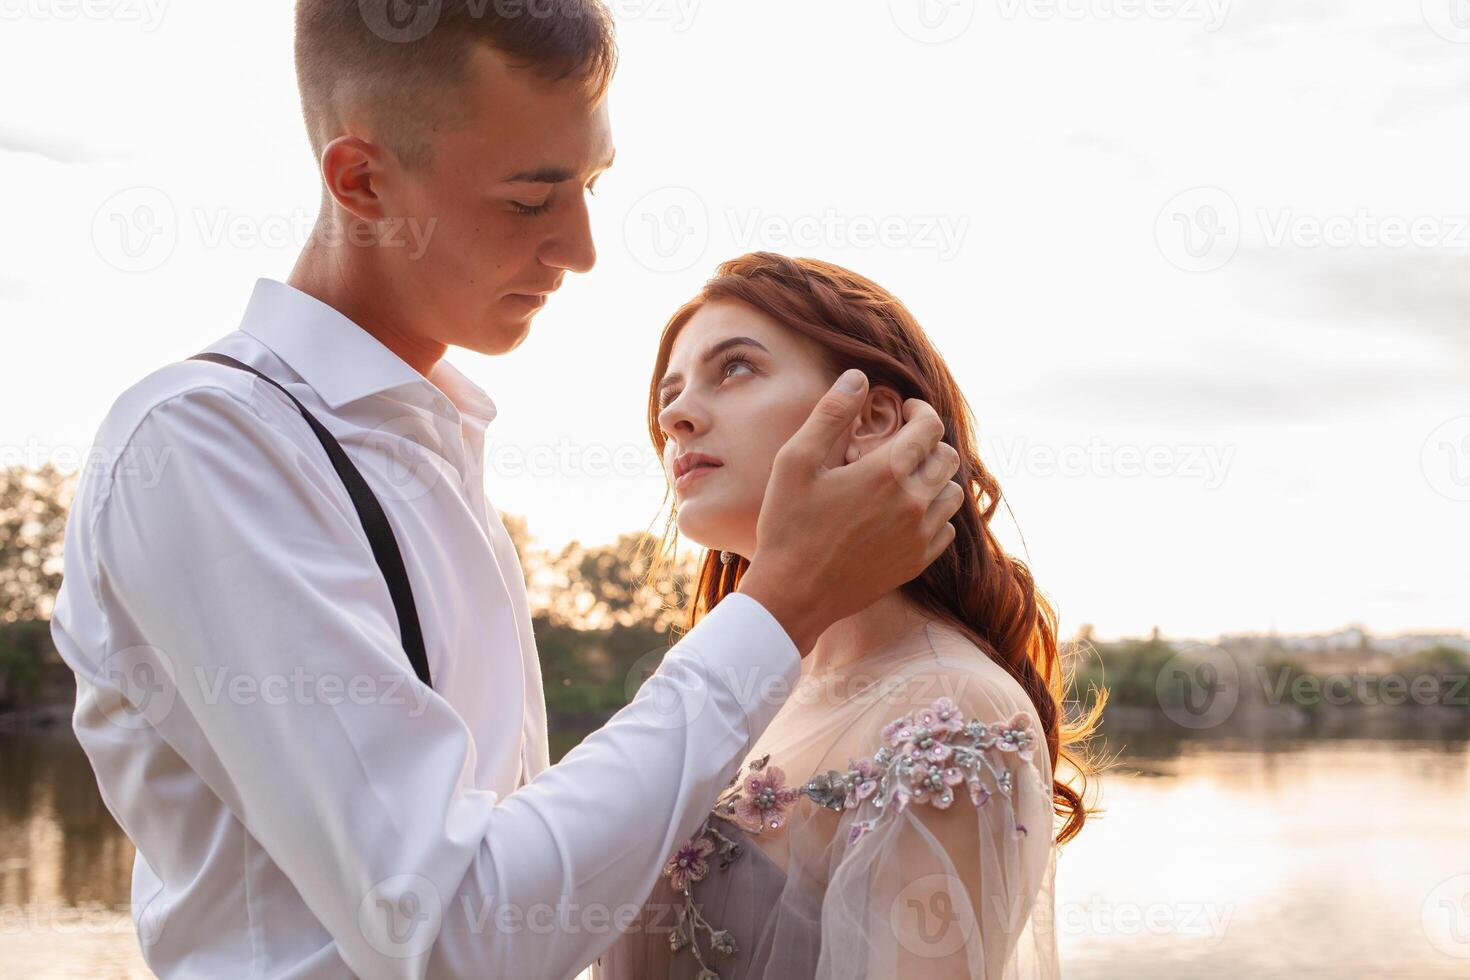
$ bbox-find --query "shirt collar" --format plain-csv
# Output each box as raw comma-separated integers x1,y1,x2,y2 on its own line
236,278,497,424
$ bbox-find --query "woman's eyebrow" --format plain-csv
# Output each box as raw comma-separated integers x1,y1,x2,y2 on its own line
658,336,771,400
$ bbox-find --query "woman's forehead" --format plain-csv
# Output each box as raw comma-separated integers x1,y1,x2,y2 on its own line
670,300,792,362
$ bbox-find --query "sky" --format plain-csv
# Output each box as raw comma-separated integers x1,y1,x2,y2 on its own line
1,0,1466,640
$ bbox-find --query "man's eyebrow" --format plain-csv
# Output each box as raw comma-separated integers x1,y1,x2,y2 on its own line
657,336,771,400
501,148,616,184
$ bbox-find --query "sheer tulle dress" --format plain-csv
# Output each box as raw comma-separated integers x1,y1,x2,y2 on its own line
591,620,1060,980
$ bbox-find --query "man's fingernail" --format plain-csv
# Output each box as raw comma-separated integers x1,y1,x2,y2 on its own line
836,369,866,394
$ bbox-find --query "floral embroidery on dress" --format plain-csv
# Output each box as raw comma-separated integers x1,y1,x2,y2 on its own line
658,698,1038,977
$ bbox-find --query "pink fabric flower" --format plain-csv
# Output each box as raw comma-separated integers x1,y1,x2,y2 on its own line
662,835,715,892
912,763,966,809
881,714,917,747
845,757,879,809
734,766,801,831
969,777,991,807
917,697,966,737
995,712,1037,761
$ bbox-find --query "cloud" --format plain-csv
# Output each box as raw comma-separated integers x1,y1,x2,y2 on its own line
1065,132,1157,180
0,274,47,302
1013,241,1469,426
0,124,112,165
1025,356,1445,426
1233,246,1470,355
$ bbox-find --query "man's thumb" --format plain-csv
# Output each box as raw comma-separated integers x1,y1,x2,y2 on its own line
785,369,868,463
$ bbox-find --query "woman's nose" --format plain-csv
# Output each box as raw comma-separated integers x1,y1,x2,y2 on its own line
659,394,704,438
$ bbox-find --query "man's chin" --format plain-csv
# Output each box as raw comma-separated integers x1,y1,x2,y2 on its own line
462,315,534,356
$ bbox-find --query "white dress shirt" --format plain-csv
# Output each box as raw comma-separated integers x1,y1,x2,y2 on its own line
50,278,802,979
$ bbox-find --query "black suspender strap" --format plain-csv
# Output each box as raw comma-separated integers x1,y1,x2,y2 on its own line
187,352,433,690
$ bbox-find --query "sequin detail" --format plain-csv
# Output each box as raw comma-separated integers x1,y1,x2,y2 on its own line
657,700,1038,974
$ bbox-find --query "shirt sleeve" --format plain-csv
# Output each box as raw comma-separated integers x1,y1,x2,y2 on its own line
75,383,801,980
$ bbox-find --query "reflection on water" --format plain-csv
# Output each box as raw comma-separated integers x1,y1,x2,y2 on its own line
0,733,151,980
1058,724,1470,979
3,725,1468,979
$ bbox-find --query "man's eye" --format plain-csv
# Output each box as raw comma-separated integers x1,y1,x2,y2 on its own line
511,201,551,216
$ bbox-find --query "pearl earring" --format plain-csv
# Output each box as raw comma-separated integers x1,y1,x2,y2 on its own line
719,550,736,566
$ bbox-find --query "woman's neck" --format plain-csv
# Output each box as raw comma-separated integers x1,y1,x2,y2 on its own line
802,590,935,677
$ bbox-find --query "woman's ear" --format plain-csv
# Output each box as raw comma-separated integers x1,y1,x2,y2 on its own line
844,385,905,464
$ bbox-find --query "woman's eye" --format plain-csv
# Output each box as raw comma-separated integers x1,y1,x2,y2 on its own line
721,357,755,380
658,357,754,411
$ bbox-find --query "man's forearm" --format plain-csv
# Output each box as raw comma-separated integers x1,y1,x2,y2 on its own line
426,592,801,978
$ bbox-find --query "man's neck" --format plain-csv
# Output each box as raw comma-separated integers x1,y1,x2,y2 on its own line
288,238,448,378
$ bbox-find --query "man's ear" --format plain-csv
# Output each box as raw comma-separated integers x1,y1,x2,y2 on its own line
843,385,905,464
320,135,391,224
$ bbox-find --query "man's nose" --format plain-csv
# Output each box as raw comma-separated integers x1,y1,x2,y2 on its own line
540,195,597,274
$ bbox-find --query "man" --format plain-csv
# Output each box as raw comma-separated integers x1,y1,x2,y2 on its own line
51,3,963,978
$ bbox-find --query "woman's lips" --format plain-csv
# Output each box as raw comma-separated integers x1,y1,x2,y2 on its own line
674,461,722,493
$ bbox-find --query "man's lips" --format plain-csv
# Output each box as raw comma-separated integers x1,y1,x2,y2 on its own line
506,292,550,308
507,281,561,306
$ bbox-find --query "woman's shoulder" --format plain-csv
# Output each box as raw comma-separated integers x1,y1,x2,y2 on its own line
849,619,1041,731
808,620,1052,797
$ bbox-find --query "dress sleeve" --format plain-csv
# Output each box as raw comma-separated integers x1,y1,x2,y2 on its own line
806,669,1060,980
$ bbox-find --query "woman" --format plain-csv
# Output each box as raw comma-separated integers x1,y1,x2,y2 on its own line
593,253,1102,979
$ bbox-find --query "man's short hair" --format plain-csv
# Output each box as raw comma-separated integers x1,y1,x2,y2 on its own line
295,0,618,171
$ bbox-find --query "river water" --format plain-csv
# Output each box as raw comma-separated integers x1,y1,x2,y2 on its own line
3,727,1467,978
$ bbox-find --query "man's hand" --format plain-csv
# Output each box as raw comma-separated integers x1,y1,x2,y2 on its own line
737,369,964,655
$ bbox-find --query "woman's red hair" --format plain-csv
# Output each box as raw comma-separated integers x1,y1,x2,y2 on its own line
645,252,1105,844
